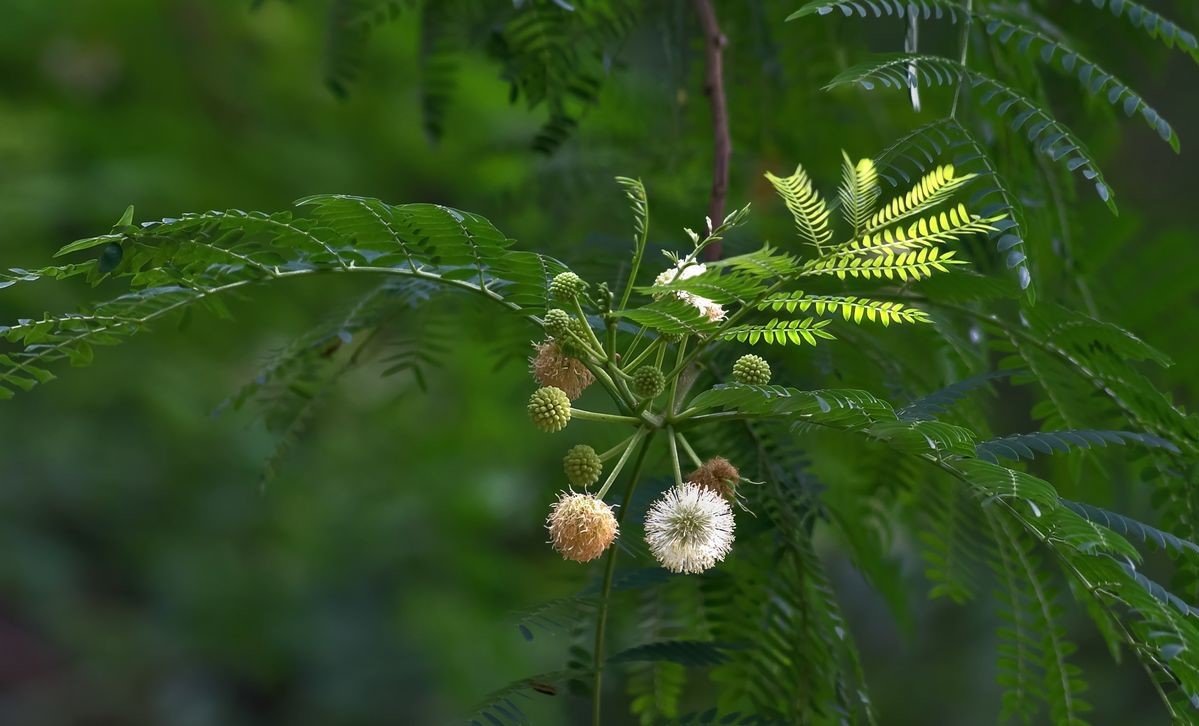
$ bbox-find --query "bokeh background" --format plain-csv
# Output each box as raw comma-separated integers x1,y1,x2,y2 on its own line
2,1,1198,724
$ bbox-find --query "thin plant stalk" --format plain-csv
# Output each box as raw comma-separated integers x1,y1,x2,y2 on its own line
591,433,656,726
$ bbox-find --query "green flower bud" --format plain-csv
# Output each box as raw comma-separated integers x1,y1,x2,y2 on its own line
543,308,573,339
529,386,572,432
558,318,593,359
732,354,771,386
549,272,587,301
563,444,603,488
632,366,665,398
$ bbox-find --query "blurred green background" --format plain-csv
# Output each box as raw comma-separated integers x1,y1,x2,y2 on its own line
1,1,1198,724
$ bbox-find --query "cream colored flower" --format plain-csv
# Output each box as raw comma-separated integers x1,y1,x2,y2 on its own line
644,483,735,574
547,491,619,563
654,260,725,322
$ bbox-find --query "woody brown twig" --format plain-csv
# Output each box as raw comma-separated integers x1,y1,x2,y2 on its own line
693,0,731,262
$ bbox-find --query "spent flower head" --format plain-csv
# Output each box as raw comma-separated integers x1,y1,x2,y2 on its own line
530,341,595,400
687,456,741,499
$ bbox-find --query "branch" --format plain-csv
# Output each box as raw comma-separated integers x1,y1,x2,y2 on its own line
693,0,731,262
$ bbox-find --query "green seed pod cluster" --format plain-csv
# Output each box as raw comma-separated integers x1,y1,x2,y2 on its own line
529,386,572,432
563,444,603,488
732,354,771,386
558,318,593,359
549,272,587,301
543,308,573,339
632,366,665,398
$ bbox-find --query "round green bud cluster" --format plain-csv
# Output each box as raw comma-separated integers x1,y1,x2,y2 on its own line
529,386,572,432
732,354,771,386
558,318,593,359
563,444,603,488
549,272,587,301
543,308,573,339
632,366,665,398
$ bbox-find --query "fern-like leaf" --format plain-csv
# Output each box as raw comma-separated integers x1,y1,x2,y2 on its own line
826,54,1117,212
325,0,407,97
833,203,1001,257
765,164,833,253
865,161,977,233
800,245,965,282
1061,500,1199,558
980,15,1179,152
837,151,881,238
718,317,836,347
1069,0,1199,62
977,429,1180,463
756,293,931,326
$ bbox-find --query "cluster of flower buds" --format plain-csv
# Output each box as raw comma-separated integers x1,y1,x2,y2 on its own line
526,270,770,575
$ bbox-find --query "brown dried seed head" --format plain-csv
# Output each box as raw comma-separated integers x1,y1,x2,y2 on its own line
530,341,595,400
546,492,619,563
687,456,740,499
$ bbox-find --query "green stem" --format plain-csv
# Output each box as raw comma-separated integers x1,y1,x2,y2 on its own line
595,427,649,499
675,431,705,468
581,367,631,416
570,408,642,426
668,337,689,415
597,434,636,463
623,335,663,372
950,0,973,118
622,326,648,367
617,206,649,312
592,433,656,726
672,410,768,429
573,299,608,359
666,426,684,486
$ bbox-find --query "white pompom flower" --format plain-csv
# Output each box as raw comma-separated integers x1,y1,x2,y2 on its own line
653,260,726,323
644,482,736,574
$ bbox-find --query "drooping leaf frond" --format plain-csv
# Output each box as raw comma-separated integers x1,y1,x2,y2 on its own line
418,0,462,141
1062,500,1199,559
1068,0,1199,62
325,0,408,97
467,669,587,726
488,0,640,153
977,429,1180,464
979,15,1179,152
608,640,730,667
0,199,568,399
873,119,1035,298
787,0,965,22
825,54,1117,212
897,369,1015,422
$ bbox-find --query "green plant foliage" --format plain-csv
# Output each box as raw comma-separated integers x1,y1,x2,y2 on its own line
6,25,1199,718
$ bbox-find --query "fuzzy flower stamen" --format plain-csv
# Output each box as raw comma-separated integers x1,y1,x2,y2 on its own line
530,341,595,400
687,456,741,499
644,483,736,574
